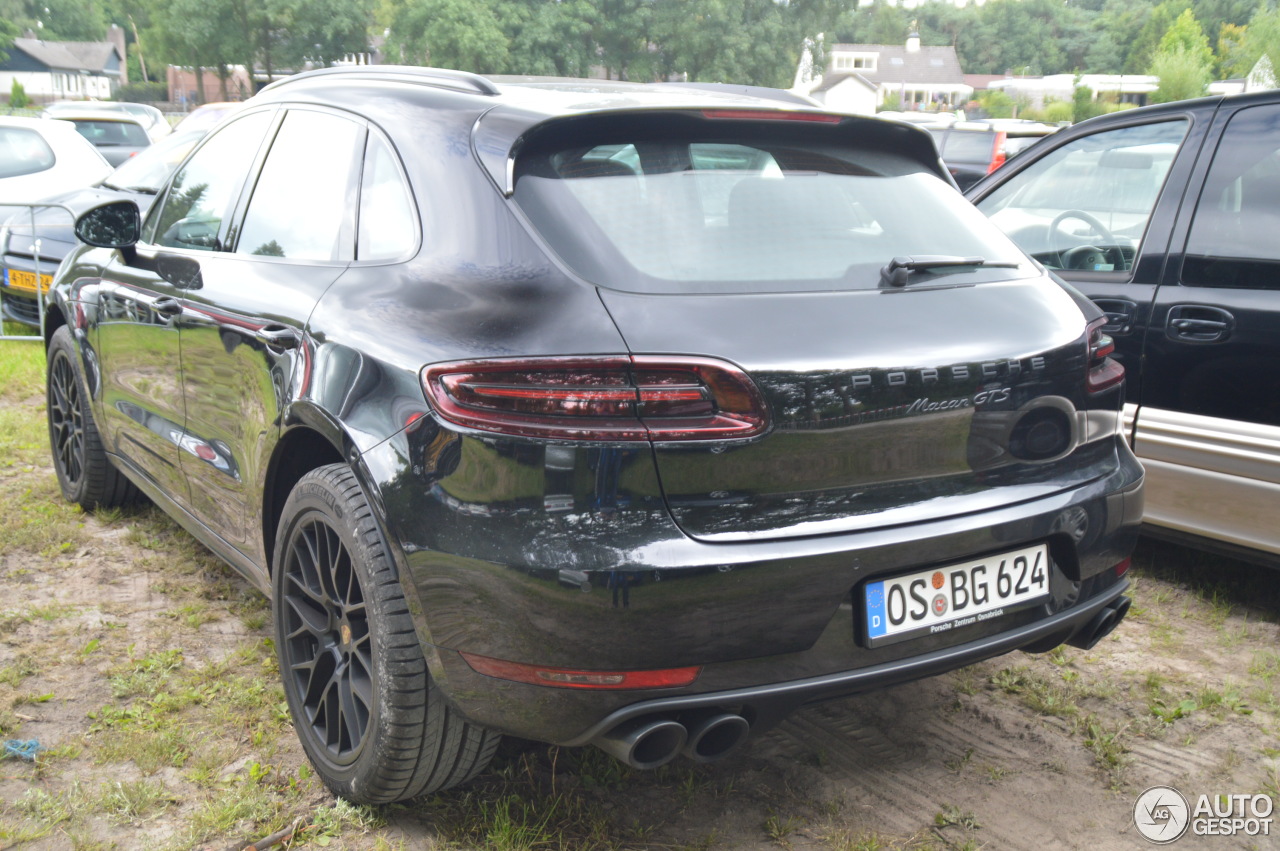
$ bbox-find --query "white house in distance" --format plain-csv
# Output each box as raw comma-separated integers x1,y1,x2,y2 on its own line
792,29,971,115
989,74,1158,110
0,26,127,102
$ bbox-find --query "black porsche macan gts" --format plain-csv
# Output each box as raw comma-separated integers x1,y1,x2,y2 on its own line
43,67,1143,804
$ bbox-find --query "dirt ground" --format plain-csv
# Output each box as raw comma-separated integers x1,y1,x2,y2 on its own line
1,400,1277,849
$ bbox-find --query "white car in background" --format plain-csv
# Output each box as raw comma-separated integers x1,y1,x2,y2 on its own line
0,117,112,207
43,100,172,142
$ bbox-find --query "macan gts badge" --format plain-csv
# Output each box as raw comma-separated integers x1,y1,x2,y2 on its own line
42,66,1143,804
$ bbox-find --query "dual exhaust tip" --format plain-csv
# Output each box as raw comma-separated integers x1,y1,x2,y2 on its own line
593,595,1132,769
593,711,751,770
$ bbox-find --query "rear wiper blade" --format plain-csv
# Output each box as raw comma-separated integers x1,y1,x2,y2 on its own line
879,255,1019,288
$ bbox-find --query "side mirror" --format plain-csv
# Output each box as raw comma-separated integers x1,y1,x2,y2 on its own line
75,200,141,249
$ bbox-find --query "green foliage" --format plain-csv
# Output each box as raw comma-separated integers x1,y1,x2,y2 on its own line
385,0,509,72
115,81,168,102
977,89,1015,119
1150,45,1211,103
0,16,17,65
1157,8,1214,69
1073,84,1105,122
9,78,29,109
1223,6,1280,81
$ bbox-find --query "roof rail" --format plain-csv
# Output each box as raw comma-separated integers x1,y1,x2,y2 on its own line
258,65,501,97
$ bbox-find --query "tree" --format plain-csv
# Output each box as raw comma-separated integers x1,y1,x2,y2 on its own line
1125,0,1191,73
385,0,508,72
498,0,594,77
10,77,29,107
1156,8,1213,68
1150,46,1211,102
145,0,245,103
0,16,16,65
1222,5,1280,81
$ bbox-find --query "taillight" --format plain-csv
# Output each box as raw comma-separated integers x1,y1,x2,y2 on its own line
701,109,841,123
988,131,1008,173
460,651,701,689
421,355,768,441
1086,318,1125,393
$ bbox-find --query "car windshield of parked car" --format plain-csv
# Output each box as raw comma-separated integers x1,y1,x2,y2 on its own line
514,129,1027,295
975,120,1188,273
1182,103,1280,290
101,130,203,194
0,126,55,178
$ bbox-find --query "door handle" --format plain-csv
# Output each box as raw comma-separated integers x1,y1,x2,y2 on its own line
152,297,182,317
1091,298,1137,335
1165,305,1233,343
255,325,300,351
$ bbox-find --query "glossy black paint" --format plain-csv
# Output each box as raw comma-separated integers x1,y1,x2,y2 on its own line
45,69,1143,751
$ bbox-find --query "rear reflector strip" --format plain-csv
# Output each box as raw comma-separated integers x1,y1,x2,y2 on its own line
460,651,702,690
1114,557,1132,577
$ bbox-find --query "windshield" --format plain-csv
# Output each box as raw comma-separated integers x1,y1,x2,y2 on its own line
103,130,203,193
514,131,1028,295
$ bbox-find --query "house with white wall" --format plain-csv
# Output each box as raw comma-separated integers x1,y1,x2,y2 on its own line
793,29,971,115
0,27,127,103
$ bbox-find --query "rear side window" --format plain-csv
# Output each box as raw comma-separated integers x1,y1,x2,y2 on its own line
1182,104,1280,289
0,127,55,179
513,122,1026,294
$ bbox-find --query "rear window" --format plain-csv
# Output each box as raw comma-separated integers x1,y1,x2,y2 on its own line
513,122,1027,294
0,127,55,179
939,130,998,162
67,119,150,148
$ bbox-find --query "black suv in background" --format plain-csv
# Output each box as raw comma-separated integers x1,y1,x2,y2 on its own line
967,91,1280,565
46,67,1142,803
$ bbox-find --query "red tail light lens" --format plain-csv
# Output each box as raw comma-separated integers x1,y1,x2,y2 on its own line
988,131,1008,173
460,651,702,690
701,109,841,123
421,355,768,441
1086,318,1125,393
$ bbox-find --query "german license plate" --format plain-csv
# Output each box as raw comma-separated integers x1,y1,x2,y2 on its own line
5,268,52,294
863,544,1050,647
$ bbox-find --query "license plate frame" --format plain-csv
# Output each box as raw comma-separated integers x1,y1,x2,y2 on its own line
862,544,1050,648
5,268,52,294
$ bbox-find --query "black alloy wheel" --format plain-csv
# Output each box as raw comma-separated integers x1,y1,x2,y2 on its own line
46,325,139,509
280,510,374,763
273,465,500,802
48,343,86,488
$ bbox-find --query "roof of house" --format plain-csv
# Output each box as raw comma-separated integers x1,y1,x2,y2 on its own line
824,43,964,87
10,37,122,73
811,72,877,95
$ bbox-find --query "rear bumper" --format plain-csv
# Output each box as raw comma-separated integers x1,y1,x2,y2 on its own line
370,431,1144,744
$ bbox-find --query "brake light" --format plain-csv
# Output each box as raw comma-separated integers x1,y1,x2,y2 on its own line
988,131,1008,173
701,109,842,124
460,651,701,689
1114,557,1132,577
1086,318,1125,393
421,355,768,441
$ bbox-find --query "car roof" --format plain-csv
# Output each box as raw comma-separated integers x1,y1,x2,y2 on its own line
251,66,948,193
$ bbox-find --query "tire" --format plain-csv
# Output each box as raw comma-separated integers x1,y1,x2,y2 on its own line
46,325,140,510
272,464,500,803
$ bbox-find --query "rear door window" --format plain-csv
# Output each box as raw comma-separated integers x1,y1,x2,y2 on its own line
1182,104,1280,289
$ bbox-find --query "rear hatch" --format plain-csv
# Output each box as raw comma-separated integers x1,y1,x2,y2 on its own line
508,110,1117,542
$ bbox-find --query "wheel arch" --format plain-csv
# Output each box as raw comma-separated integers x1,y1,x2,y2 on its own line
262,409,348,576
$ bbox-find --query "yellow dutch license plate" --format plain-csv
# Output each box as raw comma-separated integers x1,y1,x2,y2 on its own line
6,269,53,294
